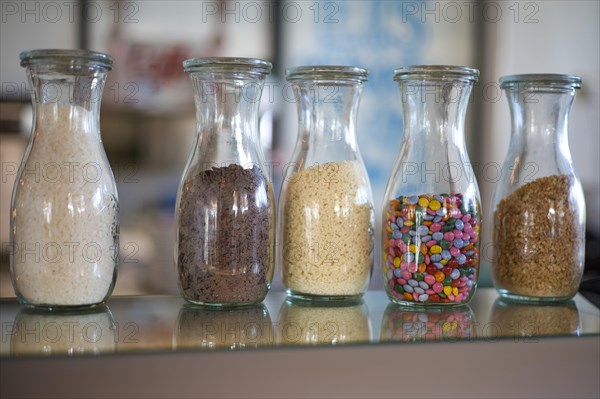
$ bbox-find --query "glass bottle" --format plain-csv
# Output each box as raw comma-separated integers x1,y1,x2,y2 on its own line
279,66,375,301
11,49,118,308
175,58,275,307
491,74,585,302
383,66,481,306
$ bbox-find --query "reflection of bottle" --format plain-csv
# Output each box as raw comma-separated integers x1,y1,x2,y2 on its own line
277,299,371,346
175,58,275,306
380,303,475,342
11,306,115,356
173,305,273,350
490,299,580,338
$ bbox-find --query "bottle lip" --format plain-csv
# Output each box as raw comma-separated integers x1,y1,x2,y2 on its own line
393,65,479,82
499,74,582,89
20,49,113,70
183,57,272,76
286,66,368,82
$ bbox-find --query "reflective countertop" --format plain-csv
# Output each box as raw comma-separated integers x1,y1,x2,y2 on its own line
1,288,599,356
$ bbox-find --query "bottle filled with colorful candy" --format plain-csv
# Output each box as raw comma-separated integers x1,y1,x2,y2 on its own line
382,66,481,306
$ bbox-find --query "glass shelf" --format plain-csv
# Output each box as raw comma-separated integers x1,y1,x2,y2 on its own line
1,288,598,356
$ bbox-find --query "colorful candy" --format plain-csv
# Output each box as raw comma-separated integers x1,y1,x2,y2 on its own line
384,193,479,305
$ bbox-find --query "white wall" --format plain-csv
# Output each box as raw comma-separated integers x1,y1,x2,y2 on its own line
0,1,78,99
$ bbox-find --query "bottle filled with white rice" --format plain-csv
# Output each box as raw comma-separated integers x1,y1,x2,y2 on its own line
10,49,118,308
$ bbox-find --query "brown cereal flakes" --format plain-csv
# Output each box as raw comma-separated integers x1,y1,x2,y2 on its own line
493,174,583,298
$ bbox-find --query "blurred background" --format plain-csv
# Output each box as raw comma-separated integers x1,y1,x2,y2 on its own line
1,0,598,298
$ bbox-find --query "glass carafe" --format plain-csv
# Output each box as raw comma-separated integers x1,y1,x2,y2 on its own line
175,58,275,307
382,66,481,306
10,49,118,308
279,66,375,301
491,74,585,302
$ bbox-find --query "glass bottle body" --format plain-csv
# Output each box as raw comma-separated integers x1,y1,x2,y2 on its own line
382,66,481,306
175,58,275,307
491,74,585,302
10,49,118,308
279,66,375,302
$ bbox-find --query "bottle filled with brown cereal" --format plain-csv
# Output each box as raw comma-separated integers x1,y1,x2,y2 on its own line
175,58,275,307
279,66,375,302
490,74,586,302
382,66,481,306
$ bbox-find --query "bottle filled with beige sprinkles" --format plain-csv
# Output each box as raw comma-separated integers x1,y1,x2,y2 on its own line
279,66,375,302
11,49,119,308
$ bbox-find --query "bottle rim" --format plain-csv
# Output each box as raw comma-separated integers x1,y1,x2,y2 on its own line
286,66,368,82
20,49,113,70
183,57,272,76
393,65,479,82
499,74,581,89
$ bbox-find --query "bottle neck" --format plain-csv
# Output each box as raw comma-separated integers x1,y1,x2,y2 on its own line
400,80,472,151
293,81,362,150
28,64,108,135
505,87,575,163
393,79,476,194
190,74,264,165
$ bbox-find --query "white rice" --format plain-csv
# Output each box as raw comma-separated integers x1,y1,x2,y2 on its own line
12,103,118,306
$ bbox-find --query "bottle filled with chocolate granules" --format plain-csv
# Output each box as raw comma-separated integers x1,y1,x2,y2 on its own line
175,58,275,306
